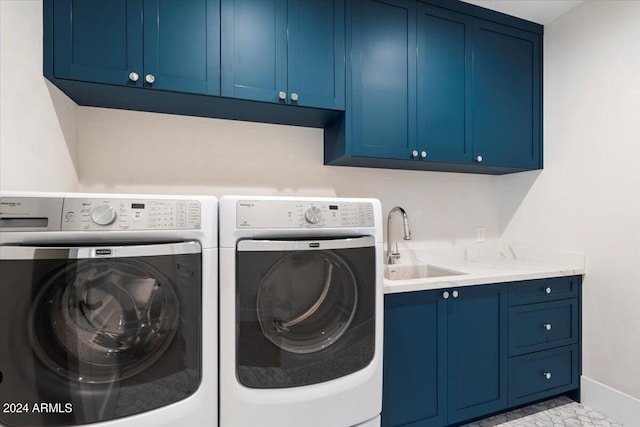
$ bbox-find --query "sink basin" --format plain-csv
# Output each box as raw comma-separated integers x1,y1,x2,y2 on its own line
384,264,465,280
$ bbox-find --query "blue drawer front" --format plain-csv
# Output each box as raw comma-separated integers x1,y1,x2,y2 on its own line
509,299,578,356
509,276,580,306
508,345,579,406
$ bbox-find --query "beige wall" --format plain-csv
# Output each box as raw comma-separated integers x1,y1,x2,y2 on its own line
498,0,640,404
0,0,79,192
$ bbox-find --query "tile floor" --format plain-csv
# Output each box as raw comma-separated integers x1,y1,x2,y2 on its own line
463,396,624,427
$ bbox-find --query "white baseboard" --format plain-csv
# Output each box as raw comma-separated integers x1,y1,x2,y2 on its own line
581,376,640,427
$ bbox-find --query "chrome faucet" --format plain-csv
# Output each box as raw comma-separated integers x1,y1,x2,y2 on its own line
386,206,412,264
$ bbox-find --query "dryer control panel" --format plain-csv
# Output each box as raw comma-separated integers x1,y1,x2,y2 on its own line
236,200,375,228
62,197,201,231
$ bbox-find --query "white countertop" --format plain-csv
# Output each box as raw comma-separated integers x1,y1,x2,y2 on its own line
383,244,586,294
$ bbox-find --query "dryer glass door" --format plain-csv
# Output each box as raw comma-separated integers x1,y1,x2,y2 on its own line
236,236,376,388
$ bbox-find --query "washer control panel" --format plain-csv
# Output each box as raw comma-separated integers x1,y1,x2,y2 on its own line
237,200,375,228
62,198,201,231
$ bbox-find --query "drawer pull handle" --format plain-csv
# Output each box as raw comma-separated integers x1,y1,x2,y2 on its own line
545,287,552,294
443,291,450,299
543,323,552,331
543,372,552,380
452,290,459,298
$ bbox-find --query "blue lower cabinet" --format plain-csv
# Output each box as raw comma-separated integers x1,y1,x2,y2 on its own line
447,284,508,424
383,284,508,427
508,345,580,407
383,277,581,427
383,291,446,427
508,299,579,356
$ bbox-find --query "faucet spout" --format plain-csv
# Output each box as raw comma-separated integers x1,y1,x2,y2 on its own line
386,206,412,265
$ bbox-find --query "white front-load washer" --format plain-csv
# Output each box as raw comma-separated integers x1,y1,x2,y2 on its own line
219,195,383,427
0,192,217,427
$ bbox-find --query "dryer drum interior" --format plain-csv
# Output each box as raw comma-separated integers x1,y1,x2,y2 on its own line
237,238,376,389
257,251,358,354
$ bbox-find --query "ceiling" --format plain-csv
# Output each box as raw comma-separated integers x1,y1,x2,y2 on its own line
460,0,584,24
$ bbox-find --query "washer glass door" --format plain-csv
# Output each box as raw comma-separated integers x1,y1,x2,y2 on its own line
236,236,376,388
0,242,202,427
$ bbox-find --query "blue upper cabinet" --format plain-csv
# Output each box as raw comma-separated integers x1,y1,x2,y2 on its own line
53,0,143,87
472,19,541,169
325,0,543,174
51,0,220,95
220,0,287,103
143,0,220,95
416,4,472,164
221,0,345,110
288,0,345,110
350,0,417,159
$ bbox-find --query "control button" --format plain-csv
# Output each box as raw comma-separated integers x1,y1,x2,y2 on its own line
304,206,322,224
65,211,76,220
91,204,117,226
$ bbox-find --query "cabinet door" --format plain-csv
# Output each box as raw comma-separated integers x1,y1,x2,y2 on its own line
287,0,345,110
221,0,287,103
382,291,446,427
350,0,417,159
447,284,508,424
472,19,541,169
53,0,143,86
143,0,220,95
416,4,472,164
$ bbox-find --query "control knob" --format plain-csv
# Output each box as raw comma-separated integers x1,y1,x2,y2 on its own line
91,204,117,226
304,206,322,224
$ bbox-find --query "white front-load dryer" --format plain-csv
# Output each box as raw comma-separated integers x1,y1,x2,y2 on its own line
219,195,383,427
0,192,218,427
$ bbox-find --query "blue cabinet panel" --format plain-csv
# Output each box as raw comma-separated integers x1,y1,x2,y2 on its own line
288,0,345,110
416,4,472,163
382,277,581,427
52,0,219,95
383,292,446,427
53,0,143,86
472,19,541,169
327,0,543,174
509,276,580,306
350,0,417,159
508,345,580,407
143,0,220,95
221,0,288,102
447,284,508,424
221,0,343,108
509,299,579,356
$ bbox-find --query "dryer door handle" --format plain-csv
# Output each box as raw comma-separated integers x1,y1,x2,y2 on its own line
237,236,375,252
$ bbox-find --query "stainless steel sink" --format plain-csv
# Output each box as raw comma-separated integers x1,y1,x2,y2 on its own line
384,264,465,280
